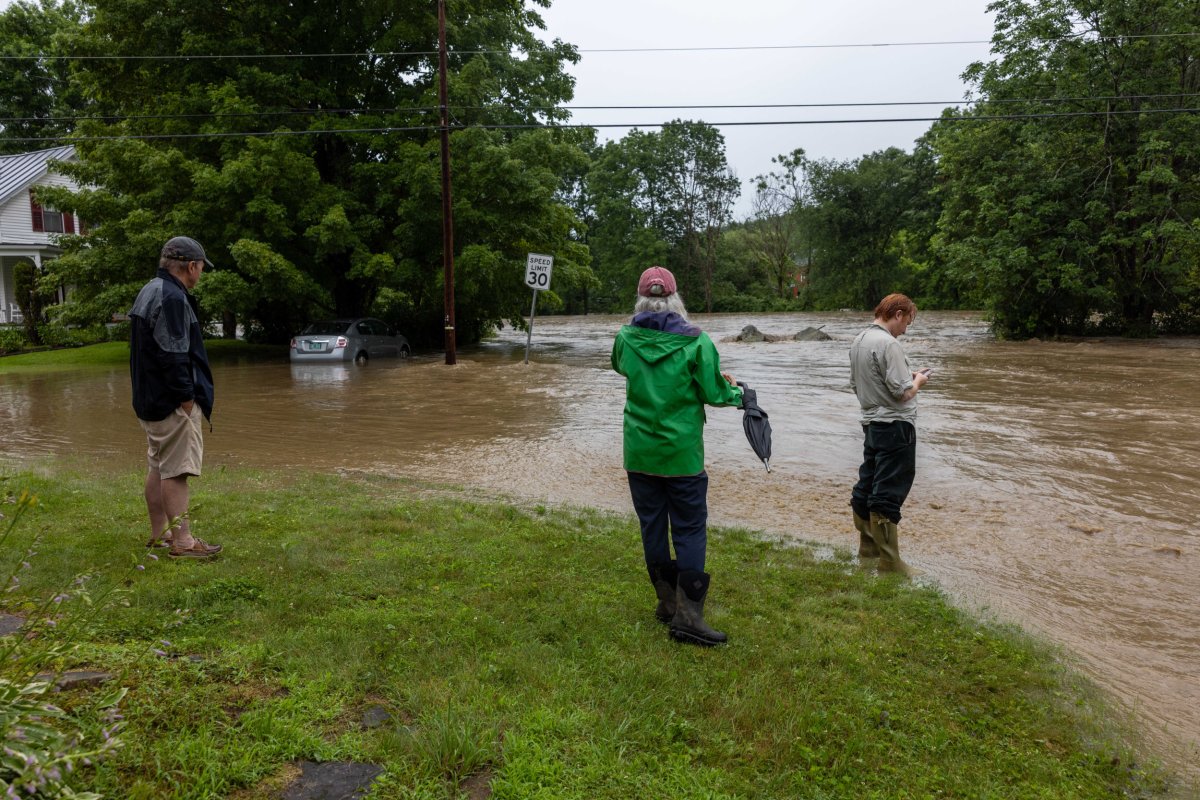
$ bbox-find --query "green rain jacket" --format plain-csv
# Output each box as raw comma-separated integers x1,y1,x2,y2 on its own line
611,312,743,477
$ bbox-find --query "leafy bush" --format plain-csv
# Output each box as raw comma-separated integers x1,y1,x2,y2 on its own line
0,679,124,800
31,326,83,349
0,325,126,355
103,323,130,344
0,492,127,798
0,329,27,355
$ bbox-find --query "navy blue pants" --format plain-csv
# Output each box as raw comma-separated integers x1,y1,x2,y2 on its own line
851,421,916,524
627,471,709,573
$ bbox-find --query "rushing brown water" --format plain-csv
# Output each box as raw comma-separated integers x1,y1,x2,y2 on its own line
2,311,1198,776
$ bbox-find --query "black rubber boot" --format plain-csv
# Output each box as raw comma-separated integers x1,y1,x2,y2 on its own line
853,512,880,558
647,561,679,624
669,570,727,646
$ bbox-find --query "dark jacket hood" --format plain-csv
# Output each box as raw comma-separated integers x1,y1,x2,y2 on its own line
630,311,701,336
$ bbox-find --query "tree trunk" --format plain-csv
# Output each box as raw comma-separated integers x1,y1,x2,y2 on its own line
1118,247,1156,336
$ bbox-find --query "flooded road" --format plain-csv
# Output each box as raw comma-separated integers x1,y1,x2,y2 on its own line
2,311,1198,774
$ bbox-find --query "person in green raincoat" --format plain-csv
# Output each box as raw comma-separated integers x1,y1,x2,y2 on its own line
611,266,743,646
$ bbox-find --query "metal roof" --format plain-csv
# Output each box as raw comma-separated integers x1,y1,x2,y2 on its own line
0,146,76,204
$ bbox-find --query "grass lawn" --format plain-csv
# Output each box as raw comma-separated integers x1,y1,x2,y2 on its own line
0,466,1176,799
0,339,281,372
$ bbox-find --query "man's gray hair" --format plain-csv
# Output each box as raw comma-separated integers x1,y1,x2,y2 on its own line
634,292,688,318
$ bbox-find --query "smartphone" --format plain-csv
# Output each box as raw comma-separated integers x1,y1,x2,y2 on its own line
919,367,934,376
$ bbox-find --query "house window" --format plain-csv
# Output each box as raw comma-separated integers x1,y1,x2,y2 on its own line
29,191,74,234
42,208,65,233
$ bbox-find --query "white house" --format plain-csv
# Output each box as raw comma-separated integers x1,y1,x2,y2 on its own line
0,145,79,325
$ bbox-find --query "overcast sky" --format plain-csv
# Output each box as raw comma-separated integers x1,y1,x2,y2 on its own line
537,0,998,216
2,0,999,217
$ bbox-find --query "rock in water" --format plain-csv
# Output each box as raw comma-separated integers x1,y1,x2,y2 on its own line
737,324,765,342
793,326,832,341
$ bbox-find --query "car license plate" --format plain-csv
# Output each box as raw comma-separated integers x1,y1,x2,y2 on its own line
307,342,322,351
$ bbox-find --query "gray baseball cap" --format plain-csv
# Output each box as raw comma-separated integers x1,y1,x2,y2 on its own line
161,236,214,268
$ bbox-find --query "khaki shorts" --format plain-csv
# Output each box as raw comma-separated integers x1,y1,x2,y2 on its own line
140,404,204,479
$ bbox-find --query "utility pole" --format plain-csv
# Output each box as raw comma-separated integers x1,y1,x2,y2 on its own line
438,0,457,365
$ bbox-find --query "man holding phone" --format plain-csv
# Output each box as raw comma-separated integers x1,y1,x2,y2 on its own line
848,293,929,575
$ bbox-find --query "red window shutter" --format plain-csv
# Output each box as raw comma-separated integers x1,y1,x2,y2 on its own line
63,212,75,234
30,191,44,232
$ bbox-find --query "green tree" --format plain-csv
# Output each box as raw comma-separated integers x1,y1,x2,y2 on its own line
390,125,592,343
584,129,675,310
897,133,964,309
807,147,930,310
710,224,801,311
554,127,601,314
0,0,87,154
38,0,588,345
656,121,739,312
748,148,813,299
584,120,738,312
932,0,1200,337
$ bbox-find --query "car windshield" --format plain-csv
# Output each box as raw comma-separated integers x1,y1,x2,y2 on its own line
301,321,351,335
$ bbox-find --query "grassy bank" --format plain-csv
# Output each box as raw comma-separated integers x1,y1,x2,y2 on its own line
0,466,1175,799
0,339,281,371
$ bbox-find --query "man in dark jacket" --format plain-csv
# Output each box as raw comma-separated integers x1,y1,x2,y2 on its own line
129,236,222,559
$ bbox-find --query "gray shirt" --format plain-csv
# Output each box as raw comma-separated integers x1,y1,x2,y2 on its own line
849,322,917,424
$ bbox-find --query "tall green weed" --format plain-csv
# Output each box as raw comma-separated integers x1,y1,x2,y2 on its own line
0,492,127,799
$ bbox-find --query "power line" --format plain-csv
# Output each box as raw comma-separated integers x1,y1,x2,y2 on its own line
572,31,1200,51
584,41,998,52
0,108,442,123
0,51,436,61
4,107,1198,143
4,94,1198,125
543,94,1200,109
2,31,1199,61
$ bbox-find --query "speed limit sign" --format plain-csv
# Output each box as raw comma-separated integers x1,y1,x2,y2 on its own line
525,253,554,290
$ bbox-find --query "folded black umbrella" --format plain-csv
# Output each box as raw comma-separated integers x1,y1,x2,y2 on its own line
737,381,772,473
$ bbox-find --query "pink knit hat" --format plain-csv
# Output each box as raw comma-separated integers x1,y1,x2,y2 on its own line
637,266,677,298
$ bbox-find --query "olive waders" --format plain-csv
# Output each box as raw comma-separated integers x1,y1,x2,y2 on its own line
869,511,914,577
852,511,880,559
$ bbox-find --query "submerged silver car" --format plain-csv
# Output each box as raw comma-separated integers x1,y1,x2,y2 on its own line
289,318,411,364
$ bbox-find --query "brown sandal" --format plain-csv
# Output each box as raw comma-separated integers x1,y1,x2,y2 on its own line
168,538,223,559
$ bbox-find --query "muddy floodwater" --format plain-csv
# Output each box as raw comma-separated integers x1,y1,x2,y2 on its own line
2,311,1198,775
